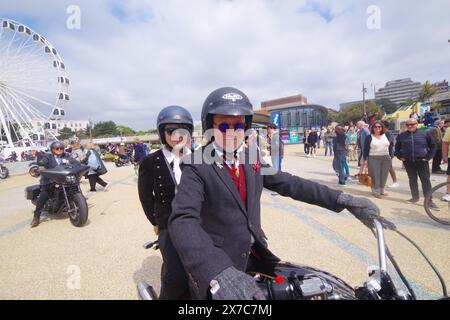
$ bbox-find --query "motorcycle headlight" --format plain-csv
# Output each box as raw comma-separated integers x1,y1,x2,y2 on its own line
66,175,76,183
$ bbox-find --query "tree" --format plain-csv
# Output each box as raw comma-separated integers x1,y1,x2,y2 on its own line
92,121,118,138
136,129,158,136
116,125,136,136
433,102,442,112
327,108,339,124
376,98,400,115
57,127,76,140
337,101,384,125
418,81,437,103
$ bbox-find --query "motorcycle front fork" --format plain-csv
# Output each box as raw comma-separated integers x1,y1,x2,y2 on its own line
61,185,81,213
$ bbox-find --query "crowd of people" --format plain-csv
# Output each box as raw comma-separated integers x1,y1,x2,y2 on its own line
299,114,449,208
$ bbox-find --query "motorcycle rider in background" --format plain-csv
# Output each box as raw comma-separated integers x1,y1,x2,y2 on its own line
31,141,79,228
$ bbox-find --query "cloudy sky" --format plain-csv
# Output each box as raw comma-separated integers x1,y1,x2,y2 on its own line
1,0,449,130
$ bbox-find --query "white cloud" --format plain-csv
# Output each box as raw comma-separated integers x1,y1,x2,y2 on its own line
1,0,449,129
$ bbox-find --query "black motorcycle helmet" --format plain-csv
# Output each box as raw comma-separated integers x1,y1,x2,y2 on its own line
157,105,194,145
49,141,65,154
201,87,253,140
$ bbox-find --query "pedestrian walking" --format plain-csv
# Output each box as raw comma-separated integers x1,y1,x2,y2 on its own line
394,119,437,207
333,126,347,185
346,126,358,161
303,129,310,156
363,121,393,198
307,128,318,158
267,124,284,173
324,127,334,157
82,144,109,194
431,120,445,174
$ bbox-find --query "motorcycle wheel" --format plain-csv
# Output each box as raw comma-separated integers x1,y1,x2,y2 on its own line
0,167,9,179
68,192,89,227
29,166,40,178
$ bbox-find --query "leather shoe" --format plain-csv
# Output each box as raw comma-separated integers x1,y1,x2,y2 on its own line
30,217,40,228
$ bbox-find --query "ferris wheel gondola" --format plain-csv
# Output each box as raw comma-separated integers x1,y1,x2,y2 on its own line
0,18,70,149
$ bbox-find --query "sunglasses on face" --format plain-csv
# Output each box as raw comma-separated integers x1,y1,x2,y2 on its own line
373,126,382,129
164,126,190,135
53,147,64,151
214,122,246,133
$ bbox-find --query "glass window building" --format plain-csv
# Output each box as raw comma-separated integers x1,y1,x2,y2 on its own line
270,105,328,144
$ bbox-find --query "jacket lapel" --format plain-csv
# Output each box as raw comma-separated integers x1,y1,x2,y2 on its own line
242,162,254,217
159,149,177,188
210,151,248,216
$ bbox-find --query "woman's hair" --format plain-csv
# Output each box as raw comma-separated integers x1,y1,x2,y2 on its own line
370,121,387,134
335,126,344,134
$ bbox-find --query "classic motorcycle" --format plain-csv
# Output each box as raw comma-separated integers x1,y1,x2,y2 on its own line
0,159,9,179
115,155,133,167
136,219,448,300
25,164,90,227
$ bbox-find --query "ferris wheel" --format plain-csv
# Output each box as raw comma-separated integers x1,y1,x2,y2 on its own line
0,18,69,148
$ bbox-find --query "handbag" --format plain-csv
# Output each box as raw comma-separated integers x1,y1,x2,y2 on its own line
94,151,108,176
359,168,372,187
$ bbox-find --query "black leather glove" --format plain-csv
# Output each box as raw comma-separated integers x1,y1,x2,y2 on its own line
337,193,380,228
210,266,266,300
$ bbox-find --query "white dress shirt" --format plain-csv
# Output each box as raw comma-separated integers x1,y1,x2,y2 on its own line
162,146,191,185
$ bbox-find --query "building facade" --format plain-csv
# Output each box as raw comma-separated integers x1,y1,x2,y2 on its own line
32,118,90,132
432,80,449,95
261,95,328,144
375,78,422,105
434,92,450,116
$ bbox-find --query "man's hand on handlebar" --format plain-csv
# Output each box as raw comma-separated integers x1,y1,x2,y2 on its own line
337,193,380,229
210,266,266,300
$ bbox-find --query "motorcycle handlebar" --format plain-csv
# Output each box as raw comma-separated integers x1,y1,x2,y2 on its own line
374,219,387,273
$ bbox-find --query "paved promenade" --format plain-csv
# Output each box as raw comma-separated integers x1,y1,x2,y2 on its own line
0,145,448,299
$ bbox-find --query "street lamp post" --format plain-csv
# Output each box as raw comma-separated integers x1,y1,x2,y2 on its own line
371,83,378,99
89,119,93,142
362,83,368,114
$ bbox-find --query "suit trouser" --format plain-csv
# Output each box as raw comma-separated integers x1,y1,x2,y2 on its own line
358,148,363,167
432,149,443,172
88,174,107,191
368,155,392,194
158,229,189,300
404,161,432,200
34,184,52,218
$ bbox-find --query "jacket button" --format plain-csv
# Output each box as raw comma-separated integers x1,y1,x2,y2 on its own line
160,193,163,196
157,166,160,169
159,184,162,187
159,176,162,179
241,253,247,258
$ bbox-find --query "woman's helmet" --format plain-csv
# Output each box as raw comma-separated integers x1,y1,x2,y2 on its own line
156,105,194,145
201,87,253,135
